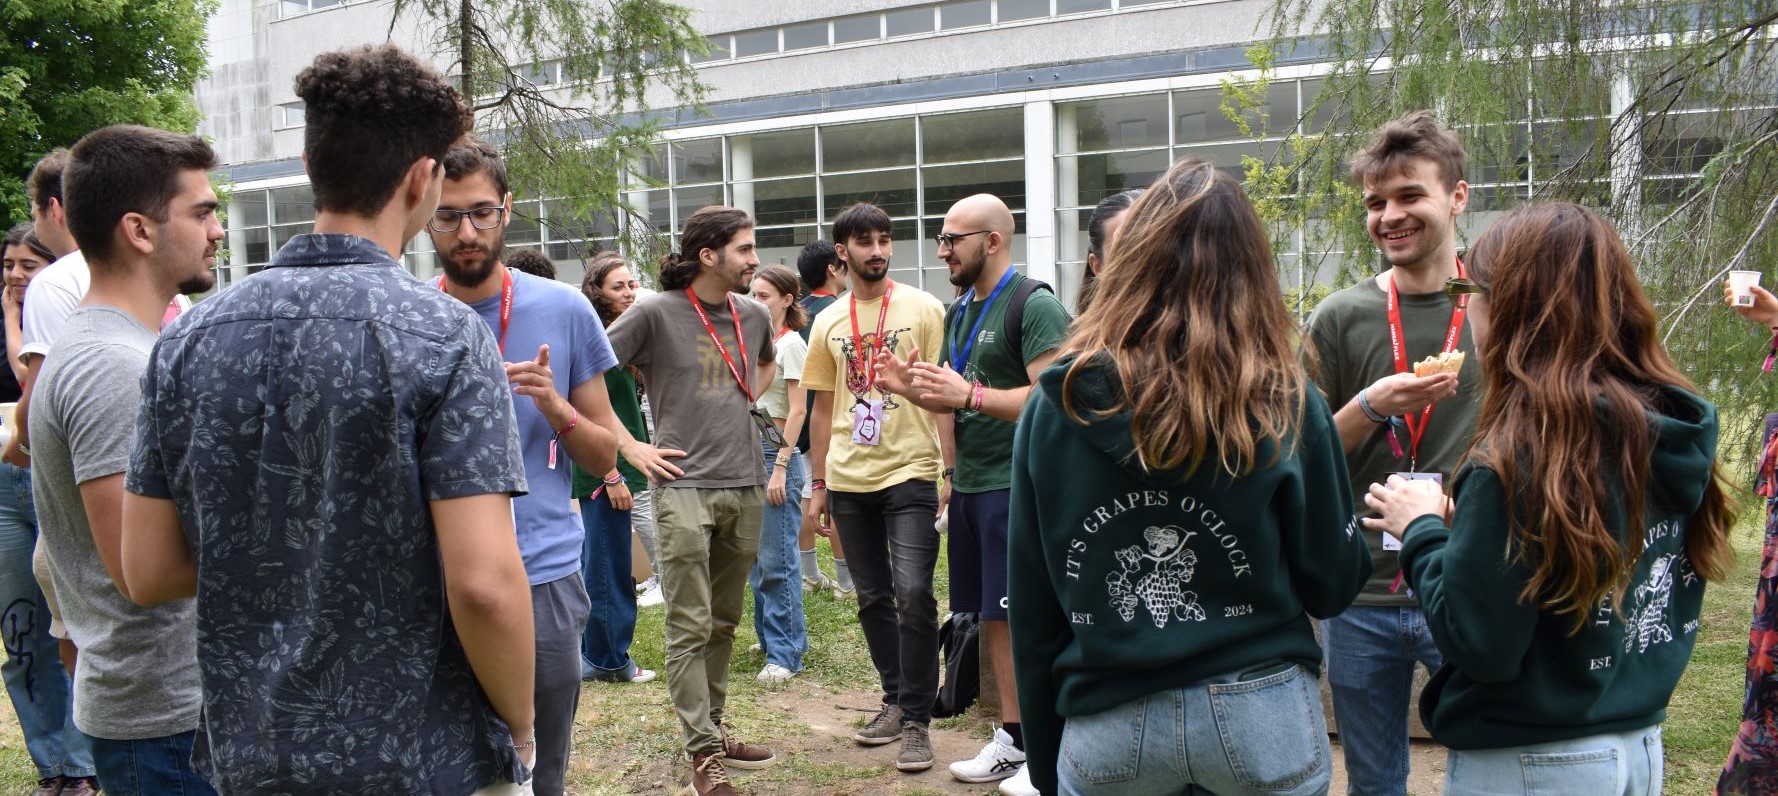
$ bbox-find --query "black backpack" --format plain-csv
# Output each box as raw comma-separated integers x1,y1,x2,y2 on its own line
947,278,1054,369
933,611,981,719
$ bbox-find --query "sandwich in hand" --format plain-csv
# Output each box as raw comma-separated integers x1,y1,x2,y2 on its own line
1413,351,1466,377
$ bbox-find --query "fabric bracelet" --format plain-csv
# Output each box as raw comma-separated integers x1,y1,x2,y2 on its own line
1357,388,1390,424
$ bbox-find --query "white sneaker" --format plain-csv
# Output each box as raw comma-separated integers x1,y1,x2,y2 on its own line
635,574,657,596
949,727,1026,783
997,763,1037,795
637,577,664,607
801,572,835,593
756,663,798,687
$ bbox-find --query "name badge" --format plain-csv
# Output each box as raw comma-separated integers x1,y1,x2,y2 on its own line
852,400,884,446
1381,471,1443,551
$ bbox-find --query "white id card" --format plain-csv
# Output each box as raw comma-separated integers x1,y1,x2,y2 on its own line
1382,471,1443,551
852,400,884,446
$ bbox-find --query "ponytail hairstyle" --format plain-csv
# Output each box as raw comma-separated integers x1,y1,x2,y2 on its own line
660,205,753,290
753,264,808,332
1465,202,1734,631
1059,158,1306,478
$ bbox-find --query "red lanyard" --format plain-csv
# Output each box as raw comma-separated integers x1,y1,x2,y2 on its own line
687,289,752,401
775,326,792,342
849,281,893,395
438,270,514,355
1385,258,1466,470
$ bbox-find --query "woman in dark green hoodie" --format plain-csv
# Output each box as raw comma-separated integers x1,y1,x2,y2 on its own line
1008,158,1373,796
1366,202,1736,795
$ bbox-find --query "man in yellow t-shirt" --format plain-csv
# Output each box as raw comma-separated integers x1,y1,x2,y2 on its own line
802,202,948,775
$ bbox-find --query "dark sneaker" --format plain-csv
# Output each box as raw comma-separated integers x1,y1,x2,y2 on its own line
853,704,905,746
719,722,776,770
32,778,62,796
681,751,739,796
896,721,934,772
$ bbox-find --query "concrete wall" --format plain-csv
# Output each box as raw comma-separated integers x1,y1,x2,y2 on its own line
195,0,1272,169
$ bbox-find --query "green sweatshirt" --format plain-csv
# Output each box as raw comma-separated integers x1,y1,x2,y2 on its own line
1008,356,1372,796
1399,385,1719,750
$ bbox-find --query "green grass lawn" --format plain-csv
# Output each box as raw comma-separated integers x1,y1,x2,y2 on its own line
0,523,1761,794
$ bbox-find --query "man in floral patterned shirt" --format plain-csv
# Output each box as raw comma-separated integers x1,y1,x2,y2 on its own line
121,45,539,795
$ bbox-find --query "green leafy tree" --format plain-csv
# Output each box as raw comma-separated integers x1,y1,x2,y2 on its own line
391,0,709,268
1231,2,1778,468
0,0,213,225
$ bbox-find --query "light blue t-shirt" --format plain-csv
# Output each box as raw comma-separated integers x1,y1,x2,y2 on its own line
467,268,617,585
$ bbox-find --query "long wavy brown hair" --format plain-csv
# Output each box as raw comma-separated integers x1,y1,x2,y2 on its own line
1466,202,1734,630
1060,158,1307,477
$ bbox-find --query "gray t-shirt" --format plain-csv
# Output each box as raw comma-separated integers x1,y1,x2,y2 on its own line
32,305,199,739
606,288,775,488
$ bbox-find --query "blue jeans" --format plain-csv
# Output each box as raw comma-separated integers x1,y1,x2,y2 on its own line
748,439,806,671
88,730,215,795
579,493,640,678
1322,605,1445,796
1445,725,1663,796
0,461,93,780
1056,664,1333,796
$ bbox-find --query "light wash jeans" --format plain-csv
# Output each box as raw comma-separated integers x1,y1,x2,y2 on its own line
1056,663,1332,796
748,438,806,671
0,460,94,780
1322,604,1444,796
1444,725,1662,796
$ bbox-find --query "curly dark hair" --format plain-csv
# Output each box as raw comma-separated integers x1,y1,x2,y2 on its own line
505,247,555,280
659,206,753,291
295,44,471,218
64,125,218,264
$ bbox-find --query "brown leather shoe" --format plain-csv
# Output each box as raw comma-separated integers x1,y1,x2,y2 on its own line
32,777,62,796
680,751,739,796
57,777,99,796
719,722,775,770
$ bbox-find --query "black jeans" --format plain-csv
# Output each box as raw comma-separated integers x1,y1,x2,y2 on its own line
828,479,941,724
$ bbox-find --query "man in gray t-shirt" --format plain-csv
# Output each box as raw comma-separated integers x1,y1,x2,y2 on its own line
34,308,201,739
30,124,223,793
600,206,778,796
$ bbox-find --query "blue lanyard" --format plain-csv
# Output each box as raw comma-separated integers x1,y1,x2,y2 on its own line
949,268,1016,373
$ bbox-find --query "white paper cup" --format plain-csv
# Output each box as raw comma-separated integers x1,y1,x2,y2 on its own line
0,402,16,432
1730,270,1762,307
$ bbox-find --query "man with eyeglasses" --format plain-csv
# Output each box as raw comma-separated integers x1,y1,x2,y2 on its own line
801,202,948,773
874,193,1067,796
427,137,621,796
1303,110,1480,796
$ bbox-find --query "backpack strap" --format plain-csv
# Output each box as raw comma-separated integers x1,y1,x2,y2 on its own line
1003,277,1052,372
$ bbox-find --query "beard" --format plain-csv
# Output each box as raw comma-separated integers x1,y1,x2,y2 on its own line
441,230,506,288
178,270,217,295
852,256,889,283
947,250,987,288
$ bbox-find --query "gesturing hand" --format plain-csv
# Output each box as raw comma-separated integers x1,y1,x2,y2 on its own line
504,344,572,428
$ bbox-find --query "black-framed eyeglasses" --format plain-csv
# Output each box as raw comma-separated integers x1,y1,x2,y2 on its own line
933,230,993,248
429,205,506,233
1445,277,1488,302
